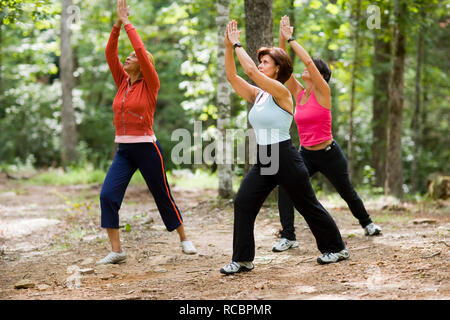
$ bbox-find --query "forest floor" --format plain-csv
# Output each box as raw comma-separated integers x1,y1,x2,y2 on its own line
0,174,449,301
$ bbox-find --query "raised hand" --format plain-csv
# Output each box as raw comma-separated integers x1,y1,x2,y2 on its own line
225,27,233,48
117,0,130,24
280,15,294,41
226,20,241,45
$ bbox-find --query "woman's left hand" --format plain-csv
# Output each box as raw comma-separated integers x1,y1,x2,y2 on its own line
280,15,294,40
227,20,241,45
117,0,130,24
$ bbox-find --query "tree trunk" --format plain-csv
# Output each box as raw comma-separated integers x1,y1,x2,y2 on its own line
288,0,300,150
217,0,233,198
410,9,425,193
371,0,391,188
0,21,3,114
60,0,78,166
348,0,361,179
385,0,406,198
244,0,273,174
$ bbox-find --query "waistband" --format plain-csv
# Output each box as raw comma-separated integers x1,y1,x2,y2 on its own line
257,139,292,149
300,140,336,153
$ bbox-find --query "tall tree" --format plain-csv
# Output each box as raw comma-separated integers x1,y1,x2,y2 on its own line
244,0,273,173
385,0,407,198
287,0,300,150
60,0,77,166
371,0,391,188
410,6,426,193
217,0,233,198
348,0,362,179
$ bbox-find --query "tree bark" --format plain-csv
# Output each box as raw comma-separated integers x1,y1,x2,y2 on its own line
288,0,300,150
217,0,233,198
60,0,78,166
410,9,425,193
244,0,273,174
371,0,391,188
385,0,406,198
348,0,361,179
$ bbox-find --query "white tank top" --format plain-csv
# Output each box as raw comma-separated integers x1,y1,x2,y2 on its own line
248,90,293,145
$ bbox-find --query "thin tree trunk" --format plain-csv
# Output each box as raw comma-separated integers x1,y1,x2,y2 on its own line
0,21,3,112
60,0,77,166
244,0,273,174
410,10,425,193
217,0,233,198
348,0,361,179
385,0,406,198
371,0,391,188
288,0,300,149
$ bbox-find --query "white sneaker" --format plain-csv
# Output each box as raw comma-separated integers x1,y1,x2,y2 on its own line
317,249,350,265
220,261,254,275
181,240,197,254
272,238,299,252
364,223,382,236
96,250,126,265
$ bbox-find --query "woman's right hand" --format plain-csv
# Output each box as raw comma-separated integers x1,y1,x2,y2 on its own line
280,15,294,41
226,20,241,46
224,27,233,48
117,0,130,24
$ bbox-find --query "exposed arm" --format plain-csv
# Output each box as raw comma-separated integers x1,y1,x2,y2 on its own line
280,15,329,97
227,20,292,112
234,47,291,105
225,43,259,104
279,17,304,100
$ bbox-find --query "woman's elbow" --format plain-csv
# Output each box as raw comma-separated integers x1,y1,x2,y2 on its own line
244,66,258,80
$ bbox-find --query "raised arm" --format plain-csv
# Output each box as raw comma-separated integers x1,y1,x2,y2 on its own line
227,21,292,113
224,23,259,104
281,15,330,97
105,17,127,87
279,16,304,99
118,0,160,91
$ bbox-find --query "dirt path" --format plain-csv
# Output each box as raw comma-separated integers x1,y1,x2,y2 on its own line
0,180,449,301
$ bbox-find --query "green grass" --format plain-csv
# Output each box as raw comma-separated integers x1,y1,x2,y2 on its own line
28,166,106,185
23,166,242,192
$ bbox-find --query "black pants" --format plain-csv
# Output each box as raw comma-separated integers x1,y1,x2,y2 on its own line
278,140,373,241
232,139,346,262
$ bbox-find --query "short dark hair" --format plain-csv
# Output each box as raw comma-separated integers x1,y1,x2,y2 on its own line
312,58,331,83
257,47,293,84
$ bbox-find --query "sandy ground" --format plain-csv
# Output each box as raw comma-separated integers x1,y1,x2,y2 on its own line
0,179,449,302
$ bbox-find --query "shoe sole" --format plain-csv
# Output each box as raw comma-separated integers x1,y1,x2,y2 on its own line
272,241,299,252
220,266,254,275
317,255,349,265
365,230,382,236
96,259,126,265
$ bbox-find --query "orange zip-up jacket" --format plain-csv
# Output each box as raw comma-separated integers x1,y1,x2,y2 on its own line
105,24,160,136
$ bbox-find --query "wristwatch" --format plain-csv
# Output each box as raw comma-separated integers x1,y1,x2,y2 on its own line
287,36,295,43
233,42,243,49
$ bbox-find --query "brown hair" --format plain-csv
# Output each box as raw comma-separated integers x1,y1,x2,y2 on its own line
146,50,155,67
257,47,293,84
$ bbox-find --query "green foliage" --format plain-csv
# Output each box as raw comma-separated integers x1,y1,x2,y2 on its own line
0,0,448,196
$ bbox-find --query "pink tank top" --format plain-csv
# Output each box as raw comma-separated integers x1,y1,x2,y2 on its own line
294,90,333,147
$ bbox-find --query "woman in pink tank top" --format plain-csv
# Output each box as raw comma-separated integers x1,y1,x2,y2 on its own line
271,16,382,254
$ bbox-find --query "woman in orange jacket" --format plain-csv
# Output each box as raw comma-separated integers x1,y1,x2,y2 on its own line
96,0,197,265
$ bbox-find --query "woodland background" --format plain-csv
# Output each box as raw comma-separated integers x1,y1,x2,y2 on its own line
0,0,448,199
